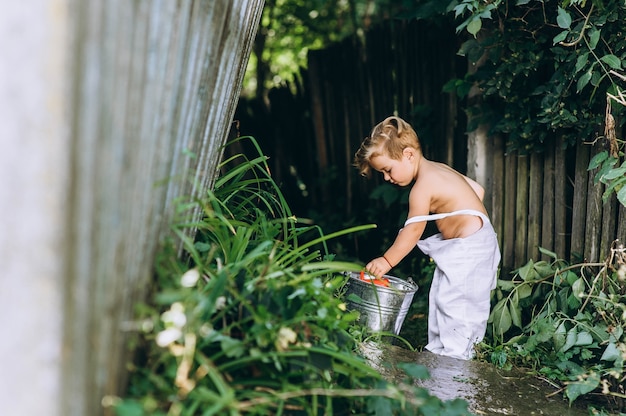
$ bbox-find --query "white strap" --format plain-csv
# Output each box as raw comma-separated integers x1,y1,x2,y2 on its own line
404,209,488,227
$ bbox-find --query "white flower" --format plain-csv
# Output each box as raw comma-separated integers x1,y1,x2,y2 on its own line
156,327,182,347
215,296,226,310
276,327,297,351
181,268,200,287
161,302,186,328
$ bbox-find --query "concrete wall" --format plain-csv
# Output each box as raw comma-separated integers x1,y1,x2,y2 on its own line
0,1,264,415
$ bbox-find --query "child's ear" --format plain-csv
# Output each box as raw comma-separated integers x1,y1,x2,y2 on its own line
403,147,415,159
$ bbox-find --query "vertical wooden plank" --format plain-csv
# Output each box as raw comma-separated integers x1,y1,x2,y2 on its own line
570,141,589,261
600,193,617,261
541,144,555,258
59,1,266,416
306,50,329,196
527,152,543,259
554,143,568,257
618,204,626,244
502,153,517,273
491,135,505,249
584,155,603,261
515,155,529,266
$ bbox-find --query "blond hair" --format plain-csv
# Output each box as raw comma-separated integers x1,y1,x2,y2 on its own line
353,116,422,177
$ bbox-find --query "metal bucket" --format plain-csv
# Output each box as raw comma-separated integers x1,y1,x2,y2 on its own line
343,272,419,335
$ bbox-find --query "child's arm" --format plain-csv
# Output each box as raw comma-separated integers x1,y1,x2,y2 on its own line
366,222,426,278
366,185,429,278
464,175,485,201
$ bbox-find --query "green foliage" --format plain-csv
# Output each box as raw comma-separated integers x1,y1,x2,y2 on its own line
588,148,626,206
445,0,626,153
111,136,470,415
480,243,626,408
245,0,405,97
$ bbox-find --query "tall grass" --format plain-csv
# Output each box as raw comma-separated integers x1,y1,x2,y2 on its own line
110,136,471,416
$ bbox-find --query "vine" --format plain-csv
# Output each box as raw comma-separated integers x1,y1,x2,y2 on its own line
444,0,626,204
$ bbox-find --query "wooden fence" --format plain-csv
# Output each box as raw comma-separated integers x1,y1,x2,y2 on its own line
236,17,625,275
488,137,626,273
1,2,264,416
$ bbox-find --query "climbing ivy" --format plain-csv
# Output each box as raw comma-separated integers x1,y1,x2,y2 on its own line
443,0,626,154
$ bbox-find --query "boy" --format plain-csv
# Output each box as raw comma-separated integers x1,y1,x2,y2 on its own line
353,115,501,360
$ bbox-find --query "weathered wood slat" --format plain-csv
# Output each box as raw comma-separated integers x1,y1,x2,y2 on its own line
600,190,617,260
541,143,555,259
570,141,590,261
554,143,569,257
515,155,529,266
491,135,505,249
502,153,518,272
584,159,604,262
618,205,626,244
527,152,543,259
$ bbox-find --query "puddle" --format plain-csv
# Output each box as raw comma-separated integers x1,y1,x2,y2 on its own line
359,341,590,415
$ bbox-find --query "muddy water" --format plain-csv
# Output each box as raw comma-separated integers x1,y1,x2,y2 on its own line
360,341,590,415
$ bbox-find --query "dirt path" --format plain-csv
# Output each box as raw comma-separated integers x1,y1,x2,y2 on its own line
360,342,590,415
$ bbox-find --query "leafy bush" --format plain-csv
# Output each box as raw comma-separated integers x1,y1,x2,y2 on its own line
480,243,626,410
108,137,471,416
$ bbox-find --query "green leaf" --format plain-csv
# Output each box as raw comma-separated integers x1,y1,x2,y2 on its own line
565,271,578,285
516,282,532,299
556,7,572,29
600,54,622,70
576,71,592,92
575,53,589,73
517,260,535,281
574,331,593,346
603,166,626,180
588,27,600,50
491,299,512,336
534,261,555,278
571,277,586,299
600,342,620,361
535,319,555,343
553,321,567,351
588,150,608,170
538,246,558,259
112,400,145,416
221,337,246,358
467,18,482,36
497,279,516,291
509,298,522,329
560,326,577,353
552,30,568,45
565,372,600,403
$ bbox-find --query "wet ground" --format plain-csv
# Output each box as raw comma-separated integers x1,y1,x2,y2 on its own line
360,341,591,415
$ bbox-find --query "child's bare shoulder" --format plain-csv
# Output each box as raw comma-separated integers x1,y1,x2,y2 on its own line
413,160,481,211
419,160,465,187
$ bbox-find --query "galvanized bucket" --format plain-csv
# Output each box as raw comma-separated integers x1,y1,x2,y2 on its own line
343,272,419,335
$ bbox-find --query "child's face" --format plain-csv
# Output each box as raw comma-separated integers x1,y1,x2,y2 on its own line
369,150,416,187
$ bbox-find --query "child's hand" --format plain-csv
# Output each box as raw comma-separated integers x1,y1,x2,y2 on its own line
365,257,392,279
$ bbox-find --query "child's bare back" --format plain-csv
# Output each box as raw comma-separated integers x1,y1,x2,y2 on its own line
411,159,487,240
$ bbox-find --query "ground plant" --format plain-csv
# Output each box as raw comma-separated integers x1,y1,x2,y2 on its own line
111,137,471,416
481,243,626,413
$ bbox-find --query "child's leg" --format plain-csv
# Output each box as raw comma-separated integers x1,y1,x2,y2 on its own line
426,265,492,359
425,268,443,353
420,227,500,360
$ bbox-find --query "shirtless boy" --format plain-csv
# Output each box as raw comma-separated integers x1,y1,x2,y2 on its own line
353,115,501,360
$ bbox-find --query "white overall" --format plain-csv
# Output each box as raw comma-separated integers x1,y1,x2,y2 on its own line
404,209,501,360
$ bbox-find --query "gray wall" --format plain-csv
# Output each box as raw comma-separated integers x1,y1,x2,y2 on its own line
0,1,264,415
